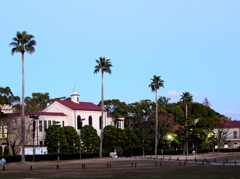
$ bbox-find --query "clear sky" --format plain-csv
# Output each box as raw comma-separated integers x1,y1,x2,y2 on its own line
1,1,240,120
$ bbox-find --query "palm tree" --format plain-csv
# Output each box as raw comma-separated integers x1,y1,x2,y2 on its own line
180,92,193,155
10,31,36,162
149,75,164,155
94,57,112,158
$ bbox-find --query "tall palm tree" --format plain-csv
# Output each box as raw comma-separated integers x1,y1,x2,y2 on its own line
180,91,193,155
94,57,112,158
149,75,164,155
10,31,36,162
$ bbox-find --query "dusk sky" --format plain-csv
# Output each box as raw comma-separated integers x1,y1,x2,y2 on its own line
1,1,240,120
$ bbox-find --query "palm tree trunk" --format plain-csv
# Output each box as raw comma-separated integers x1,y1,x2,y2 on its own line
155,90,158,155
99,71,104,158
21,52,25,162
186,103,188,155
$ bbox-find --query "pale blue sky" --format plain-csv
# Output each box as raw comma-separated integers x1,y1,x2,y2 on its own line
1,1,240,120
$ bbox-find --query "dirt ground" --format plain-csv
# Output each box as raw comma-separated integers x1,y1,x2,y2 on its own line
0,153,240,179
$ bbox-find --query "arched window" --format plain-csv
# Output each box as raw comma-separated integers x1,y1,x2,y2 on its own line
89,116,92,125
99,116,102,129
233,131,237,139
77,115,82,129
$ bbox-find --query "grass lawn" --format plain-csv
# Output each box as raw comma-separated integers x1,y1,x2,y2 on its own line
0,153,240,179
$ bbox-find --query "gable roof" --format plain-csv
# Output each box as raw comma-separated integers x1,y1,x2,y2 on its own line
56,100,104,111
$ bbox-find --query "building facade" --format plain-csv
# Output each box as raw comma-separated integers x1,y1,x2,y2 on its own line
0,89,124,155
214,121,240,149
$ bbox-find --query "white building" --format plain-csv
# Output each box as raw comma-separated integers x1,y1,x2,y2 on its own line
213,121,240,149
0,89,124,154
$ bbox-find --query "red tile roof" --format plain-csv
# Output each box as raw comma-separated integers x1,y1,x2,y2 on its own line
107,115,124,118
8,112,67,117
56,100,104,111
216,121,240,128
225,121,240,128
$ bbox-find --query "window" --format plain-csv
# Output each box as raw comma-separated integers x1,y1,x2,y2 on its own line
62,121,64,127
53,121,56,125
224,143,228,148
48,121,51,127
89,116,92,125
39,120,42,131
234,143,238,149
77,115,82,129
0,126,7,139
233,131,237,139
40,141,43,146
118,121,121,128
44,121,47,131
99,116,102,129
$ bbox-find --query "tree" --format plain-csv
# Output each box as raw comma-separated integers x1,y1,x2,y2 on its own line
45,124,69,154
62,126,80,153
180,92,193,155
10,31,36,162
103,125,117,152
94,57,112,158
0,86,20,117
149,108,176,152
103,125,127,155
123,128,141,156
25,92,51,112
149,75,164,155
127,99,153,130
81,125,100,152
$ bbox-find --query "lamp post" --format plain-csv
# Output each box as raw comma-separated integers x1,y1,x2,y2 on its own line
30,115,39,162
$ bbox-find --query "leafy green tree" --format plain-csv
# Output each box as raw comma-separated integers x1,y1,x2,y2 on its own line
81,125,100,152
124,128,140,146
180,92,193,155
157,96,171,108
94,56,112,158
0,86,20,118
127,99,153,130
46,125,69,154
62,126,80,153
103,125,127,155
103,125,117,152
123,128,141,156
134,121,152,155
10,31,36,162
25,92,51,112
149,75,164,155
98,99,125,115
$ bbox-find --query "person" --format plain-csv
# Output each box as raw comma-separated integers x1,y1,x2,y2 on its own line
1,158,6,165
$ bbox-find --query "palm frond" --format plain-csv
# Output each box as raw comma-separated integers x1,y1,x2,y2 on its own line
94,57,112,74
149,75,164,92
10,31,36,55
180,92,193,103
